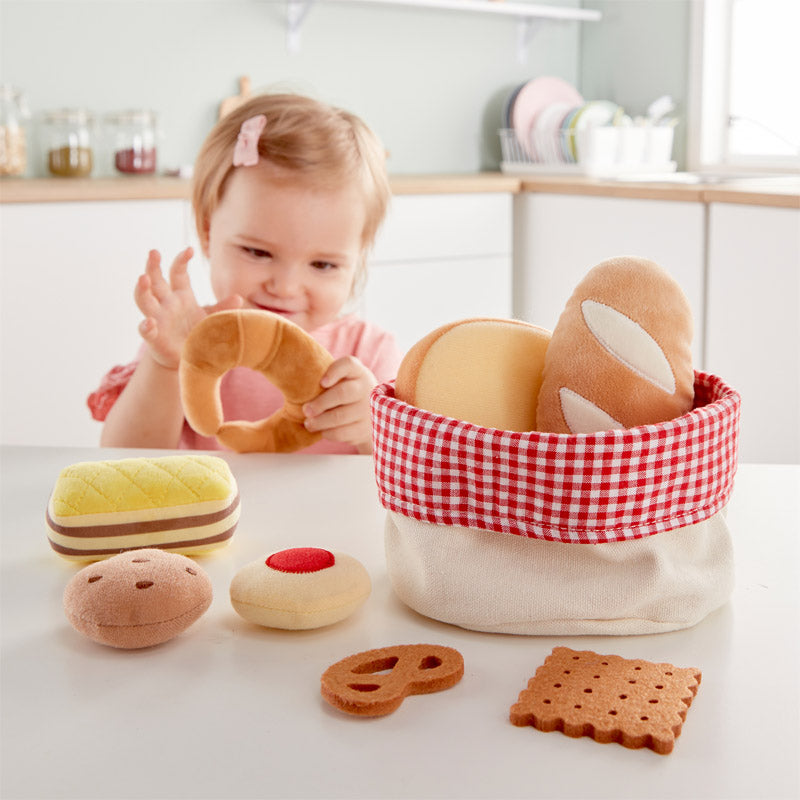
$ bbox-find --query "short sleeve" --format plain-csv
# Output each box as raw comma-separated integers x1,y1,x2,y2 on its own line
86,362,138,421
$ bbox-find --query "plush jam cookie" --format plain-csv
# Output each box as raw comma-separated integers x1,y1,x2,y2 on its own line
229,547,371,630
63,549,213,649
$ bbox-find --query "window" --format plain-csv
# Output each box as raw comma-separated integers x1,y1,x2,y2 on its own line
688,0,799,173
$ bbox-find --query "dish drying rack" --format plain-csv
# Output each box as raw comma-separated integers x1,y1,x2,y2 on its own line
499,127,677,178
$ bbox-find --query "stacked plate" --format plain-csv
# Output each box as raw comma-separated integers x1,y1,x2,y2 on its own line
504,77,624,165
501,77,677,176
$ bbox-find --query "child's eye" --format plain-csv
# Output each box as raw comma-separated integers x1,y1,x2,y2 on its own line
242,247,271,259
311,261,337,271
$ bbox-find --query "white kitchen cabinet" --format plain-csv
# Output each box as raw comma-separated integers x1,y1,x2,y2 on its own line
705,203,800,464
0,200,192,448
512,192,706,367
360,192,513,353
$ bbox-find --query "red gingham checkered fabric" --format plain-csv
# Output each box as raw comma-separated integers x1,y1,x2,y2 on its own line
370,372,740,544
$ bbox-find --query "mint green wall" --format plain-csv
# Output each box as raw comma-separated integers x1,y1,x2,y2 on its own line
1,0,580,175
580,0,690,166
1,0,690,174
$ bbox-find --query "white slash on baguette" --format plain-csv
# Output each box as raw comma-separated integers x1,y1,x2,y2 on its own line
559,387,624,434
580,300,676,394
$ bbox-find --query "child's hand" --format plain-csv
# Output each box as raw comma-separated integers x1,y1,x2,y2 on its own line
302,357,377,454
134,248,241,369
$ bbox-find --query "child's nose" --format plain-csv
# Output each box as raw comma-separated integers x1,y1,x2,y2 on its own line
264,264,300,295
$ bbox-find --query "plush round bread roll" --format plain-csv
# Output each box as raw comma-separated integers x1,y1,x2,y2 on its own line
536,256,694,433
395,318,551,431
63,549,213,649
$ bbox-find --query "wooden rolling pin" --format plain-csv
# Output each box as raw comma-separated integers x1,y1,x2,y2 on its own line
218,76,252,120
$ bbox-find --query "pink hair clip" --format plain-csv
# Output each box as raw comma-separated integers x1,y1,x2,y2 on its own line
232,114,266,167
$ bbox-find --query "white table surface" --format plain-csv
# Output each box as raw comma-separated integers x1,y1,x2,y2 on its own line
1,446,798,800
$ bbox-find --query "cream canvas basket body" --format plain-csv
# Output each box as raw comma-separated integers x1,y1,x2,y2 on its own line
371,372,741,636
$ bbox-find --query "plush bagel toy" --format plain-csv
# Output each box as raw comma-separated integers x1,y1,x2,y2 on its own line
180,309,334,453
536,256,695,433
395,318,551,431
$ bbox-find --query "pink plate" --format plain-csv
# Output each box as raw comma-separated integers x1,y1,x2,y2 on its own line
511,77,583,157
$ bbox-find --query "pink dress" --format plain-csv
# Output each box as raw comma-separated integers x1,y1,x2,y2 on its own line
88,314,403,454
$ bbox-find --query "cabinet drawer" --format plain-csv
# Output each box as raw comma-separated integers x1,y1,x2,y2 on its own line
370,193,512,263
0,200,189,447
360,255,512,354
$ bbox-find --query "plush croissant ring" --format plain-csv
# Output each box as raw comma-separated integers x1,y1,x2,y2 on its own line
179,309,334,453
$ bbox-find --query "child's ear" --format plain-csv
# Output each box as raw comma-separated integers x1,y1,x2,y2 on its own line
198,218,211,256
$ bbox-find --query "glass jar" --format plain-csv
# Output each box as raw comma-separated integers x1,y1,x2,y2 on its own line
0,85,30,176
105,110,158,175
41,109,95,177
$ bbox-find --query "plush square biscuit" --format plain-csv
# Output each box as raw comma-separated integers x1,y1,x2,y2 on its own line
510,647,701,754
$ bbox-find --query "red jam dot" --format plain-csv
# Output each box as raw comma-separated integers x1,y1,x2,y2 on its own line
266,548,335,574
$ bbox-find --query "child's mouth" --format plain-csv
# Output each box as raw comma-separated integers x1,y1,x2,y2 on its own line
252,302,295,317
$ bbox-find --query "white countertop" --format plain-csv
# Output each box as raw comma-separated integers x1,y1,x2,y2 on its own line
1,446,798,800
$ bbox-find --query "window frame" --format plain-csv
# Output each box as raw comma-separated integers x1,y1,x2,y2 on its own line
687,0,799,175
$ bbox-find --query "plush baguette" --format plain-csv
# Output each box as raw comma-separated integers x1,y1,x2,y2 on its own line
46,455,239,561
395,318,551,431
536,256,694,433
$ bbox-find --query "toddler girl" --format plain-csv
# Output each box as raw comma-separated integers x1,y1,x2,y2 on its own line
89,93,402,454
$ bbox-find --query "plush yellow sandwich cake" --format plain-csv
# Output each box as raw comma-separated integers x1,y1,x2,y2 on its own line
46,455,239,561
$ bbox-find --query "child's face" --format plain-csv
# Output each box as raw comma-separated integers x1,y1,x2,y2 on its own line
204,162,366,333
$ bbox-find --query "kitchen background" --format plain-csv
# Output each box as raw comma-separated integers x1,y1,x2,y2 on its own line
1,1,798,465
0,0,689,174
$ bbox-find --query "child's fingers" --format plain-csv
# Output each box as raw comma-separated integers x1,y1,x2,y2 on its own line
138,316,157,341
313,420,364,444
137,317,179,370
319,356,361,389
303,402,357,433
144,249,170,301
305,381,351,419
134,273,161,318
168,246,194,292
209,293,244,314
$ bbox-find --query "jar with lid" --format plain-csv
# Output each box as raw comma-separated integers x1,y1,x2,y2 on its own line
0,85,30,176
41,109,95,177
105,110,158,175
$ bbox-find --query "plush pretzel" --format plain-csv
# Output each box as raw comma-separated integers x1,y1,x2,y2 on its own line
179,309,334,453
320,644,465,716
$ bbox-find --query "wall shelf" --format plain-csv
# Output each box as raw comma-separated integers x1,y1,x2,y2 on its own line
286,0,602,63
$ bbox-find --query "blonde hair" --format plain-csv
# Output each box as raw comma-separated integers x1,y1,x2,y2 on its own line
192,94,390,265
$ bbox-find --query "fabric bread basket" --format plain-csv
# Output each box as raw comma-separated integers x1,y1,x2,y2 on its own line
370,371,740,635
